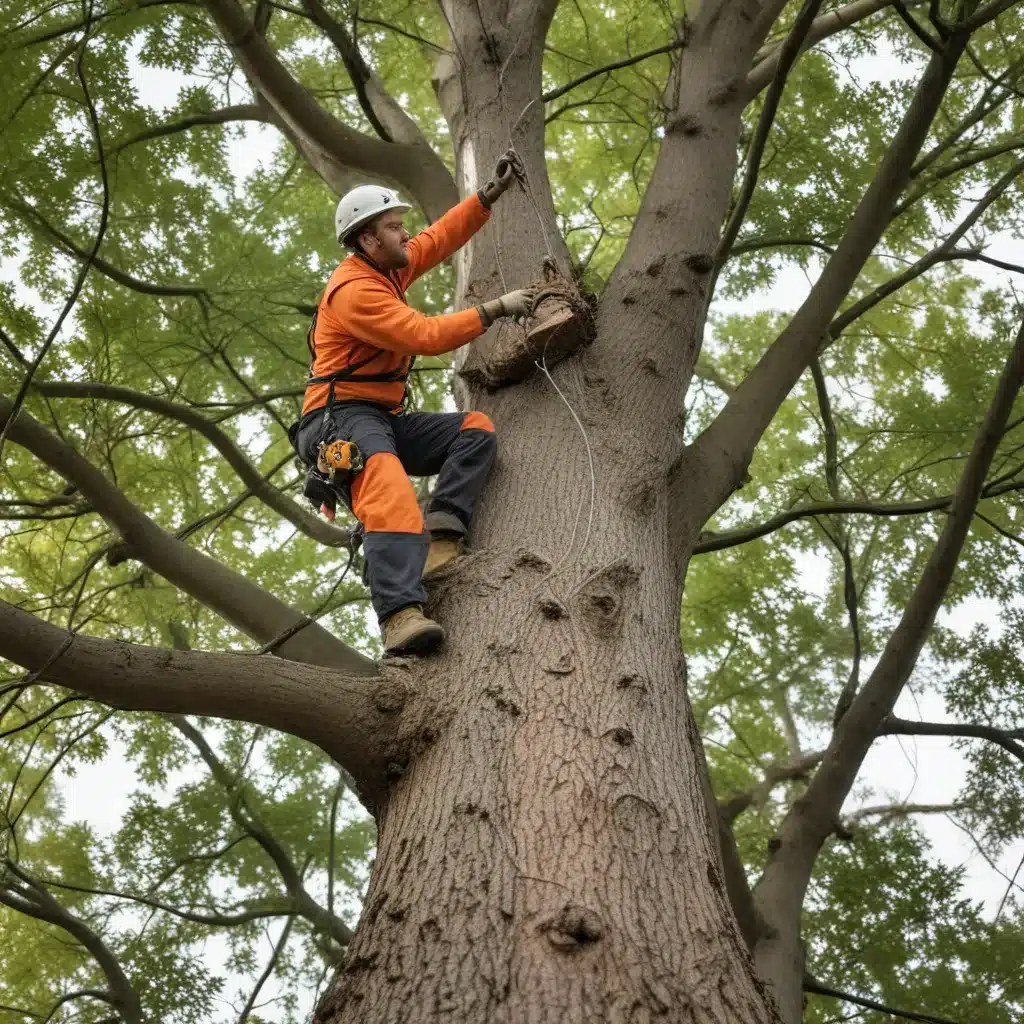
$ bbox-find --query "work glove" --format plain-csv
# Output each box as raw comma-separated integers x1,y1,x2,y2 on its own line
477,148,525,208
477,287,537,327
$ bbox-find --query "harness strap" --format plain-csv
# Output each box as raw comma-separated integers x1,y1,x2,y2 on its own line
304,269,416,417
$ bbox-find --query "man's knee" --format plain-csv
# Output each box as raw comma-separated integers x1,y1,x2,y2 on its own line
461,413,497,466
461,411,495,435
351,452,423,533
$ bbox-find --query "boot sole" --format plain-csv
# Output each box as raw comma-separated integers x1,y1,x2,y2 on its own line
385,623,446,656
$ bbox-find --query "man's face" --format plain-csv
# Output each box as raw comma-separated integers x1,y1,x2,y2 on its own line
361,211,410,270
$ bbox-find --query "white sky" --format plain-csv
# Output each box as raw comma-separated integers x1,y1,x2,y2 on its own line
4,21,1022,1024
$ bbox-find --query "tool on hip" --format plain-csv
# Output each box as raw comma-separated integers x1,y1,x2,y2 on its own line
317,438,364,479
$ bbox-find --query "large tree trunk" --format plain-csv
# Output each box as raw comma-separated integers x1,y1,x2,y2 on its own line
313,4,779,1022
314,365,775,1024
315,526,773,1022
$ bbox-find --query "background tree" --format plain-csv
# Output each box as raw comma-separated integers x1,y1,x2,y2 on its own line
2,0,1024,1021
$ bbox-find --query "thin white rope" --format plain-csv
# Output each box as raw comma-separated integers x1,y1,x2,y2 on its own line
534,352,596,578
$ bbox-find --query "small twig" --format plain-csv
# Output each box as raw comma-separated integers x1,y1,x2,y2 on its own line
250,617,315,656
994,847,1024,923
709,0,823,296
811,358,862,726
0,19,109,463
541,37,686,105
237,916,295,1023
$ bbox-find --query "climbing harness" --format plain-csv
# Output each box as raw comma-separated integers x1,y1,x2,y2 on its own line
287,293,413,519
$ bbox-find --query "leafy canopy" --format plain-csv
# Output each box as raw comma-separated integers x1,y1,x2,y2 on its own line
1,0,1023,1019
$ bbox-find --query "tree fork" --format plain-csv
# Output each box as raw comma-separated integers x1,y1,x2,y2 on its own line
310,1,786,1021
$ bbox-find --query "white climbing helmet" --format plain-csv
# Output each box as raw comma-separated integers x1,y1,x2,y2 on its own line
334,185,411,245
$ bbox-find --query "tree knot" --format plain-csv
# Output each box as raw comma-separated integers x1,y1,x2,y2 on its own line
373,676,411,714
543,904,604,951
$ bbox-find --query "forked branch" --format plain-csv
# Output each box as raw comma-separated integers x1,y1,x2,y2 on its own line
0,394,374,675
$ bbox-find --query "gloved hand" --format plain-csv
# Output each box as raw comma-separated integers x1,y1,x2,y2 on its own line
477,148,525,208
477,287,537,327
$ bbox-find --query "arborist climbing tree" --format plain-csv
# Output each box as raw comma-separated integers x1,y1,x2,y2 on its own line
291,150,536,656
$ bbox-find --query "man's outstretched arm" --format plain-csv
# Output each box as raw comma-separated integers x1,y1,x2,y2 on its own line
342,280,535,357
344,279,485,356
398,150,522,287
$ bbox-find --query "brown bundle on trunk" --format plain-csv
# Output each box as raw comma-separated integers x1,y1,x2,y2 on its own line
461,258,595,389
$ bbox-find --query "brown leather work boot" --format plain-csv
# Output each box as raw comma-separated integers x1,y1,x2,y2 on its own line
383,606,445,656
423,535,462,578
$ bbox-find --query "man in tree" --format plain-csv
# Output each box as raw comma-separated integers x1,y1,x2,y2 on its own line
294,150,535,656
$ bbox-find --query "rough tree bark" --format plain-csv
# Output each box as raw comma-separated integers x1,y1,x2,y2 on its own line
312,0,782,1021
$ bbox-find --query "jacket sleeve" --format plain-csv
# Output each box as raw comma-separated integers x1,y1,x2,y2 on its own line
397,194,490,289
336,277,486,357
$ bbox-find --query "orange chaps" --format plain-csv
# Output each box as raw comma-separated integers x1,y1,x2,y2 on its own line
297,403,496,622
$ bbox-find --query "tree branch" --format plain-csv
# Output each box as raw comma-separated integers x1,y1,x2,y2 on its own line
1,192,210,302
540,38,687,105
845,800,965,822
751,0,798,49
695,353,738,394
697,744,765,949
0,598,409,803
890,0,943,51
0,30,110,460
804,977,961,1024
201,0,457,218
693,34,968,521
356,16,449,54
238,916,294,1022
110,104,270,153
10,0,182,51
758,314,1024,911
3,37,79,133
32,876,295,928
0,861,143,1024
829,155,1024,337
0,395,375,675
911,61,1022,177
712,0,824,292
300,0,431,146
882,716,1024,762
719,750,826,823
809,360,862,727
36,381,354,548
896,135,1024,219
172,716,354,945
693,475,1024,554
729,236,837,258
746,0,898,95
962,0,1023,31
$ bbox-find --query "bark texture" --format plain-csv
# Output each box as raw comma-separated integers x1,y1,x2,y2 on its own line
313,1,781,1021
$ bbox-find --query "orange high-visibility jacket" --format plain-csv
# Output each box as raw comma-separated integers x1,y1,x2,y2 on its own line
301,194,490,416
